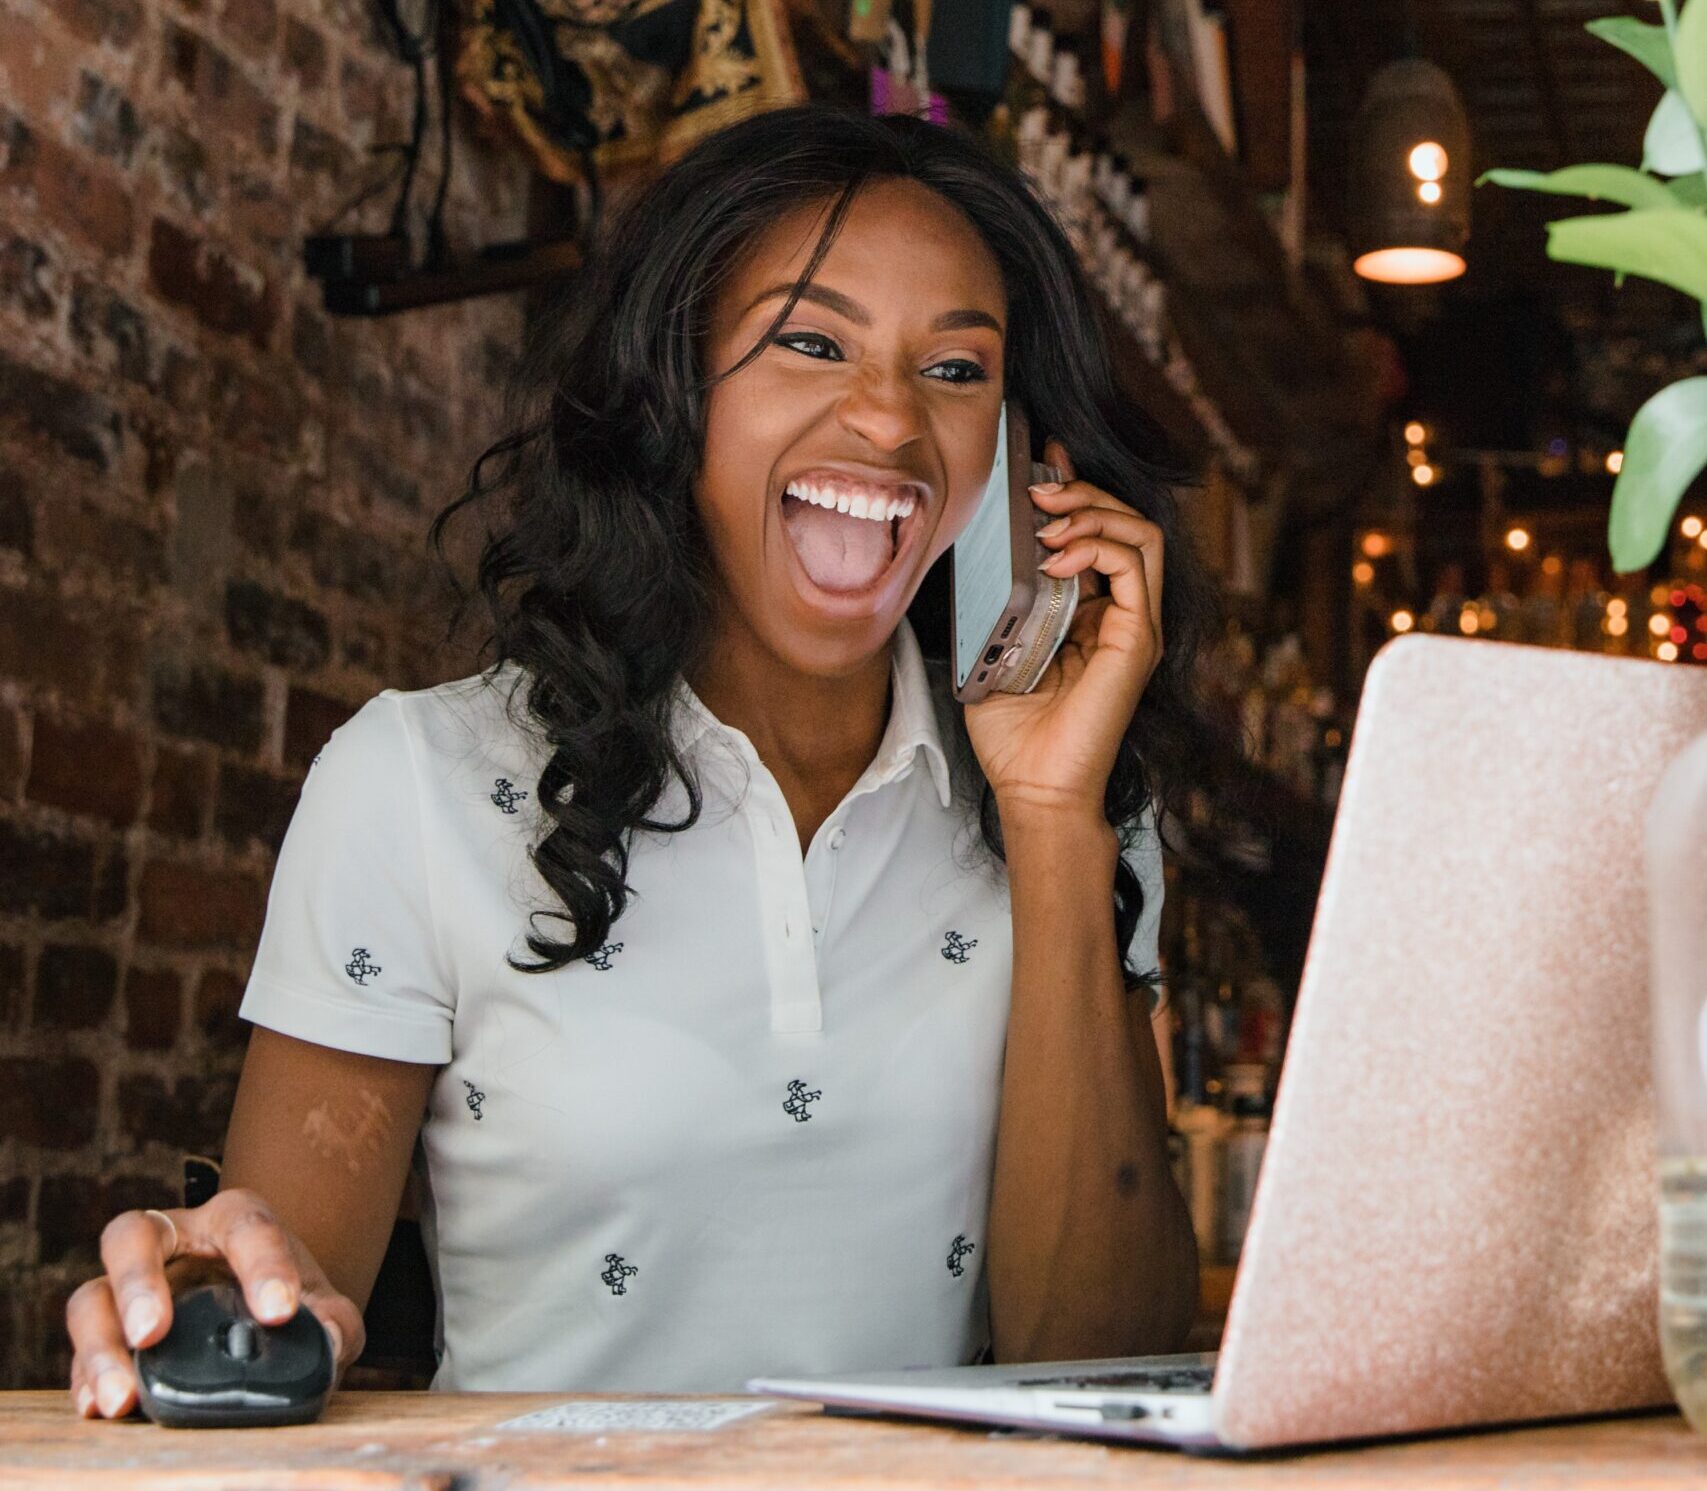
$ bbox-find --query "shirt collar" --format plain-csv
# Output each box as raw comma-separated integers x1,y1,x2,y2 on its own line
669,614,954,809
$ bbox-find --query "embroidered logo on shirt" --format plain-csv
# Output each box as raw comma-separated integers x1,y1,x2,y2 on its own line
601,1253,639,1295
586,941,624,971
783,1079,822,1122
490,777,529,813
947,1235,976,1276
344,948,382,985
941,930,978,964
463,1080,485,1120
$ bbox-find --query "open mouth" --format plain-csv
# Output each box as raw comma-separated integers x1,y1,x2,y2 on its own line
778,480,925,601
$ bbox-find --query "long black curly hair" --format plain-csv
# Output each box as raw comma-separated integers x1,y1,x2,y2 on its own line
430,101,1224,985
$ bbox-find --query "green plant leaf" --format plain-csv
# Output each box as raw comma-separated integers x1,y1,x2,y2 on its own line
1678,0,1707,126
1587,16,1676,89
1645,89,1707,176
1609,377,1707,573
1671,173,1707,207
1545,208,1707,301
1477,164,1678,210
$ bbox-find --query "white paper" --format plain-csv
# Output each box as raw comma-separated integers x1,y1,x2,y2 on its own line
496,1399,777,1433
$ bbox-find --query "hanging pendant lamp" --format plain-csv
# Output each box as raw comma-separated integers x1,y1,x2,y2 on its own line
1350,57,1471,284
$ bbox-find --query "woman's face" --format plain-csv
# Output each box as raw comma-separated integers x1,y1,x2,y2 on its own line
697,176,1008,677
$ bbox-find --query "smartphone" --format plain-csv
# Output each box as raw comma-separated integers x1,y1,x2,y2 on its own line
949,400,1080,703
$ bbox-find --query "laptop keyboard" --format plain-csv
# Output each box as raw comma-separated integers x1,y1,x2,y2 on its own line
1012,1364,1215,1394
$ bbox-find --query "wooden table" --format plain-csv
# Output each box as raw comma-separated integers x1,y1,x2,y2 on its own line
1,1392,1703,1489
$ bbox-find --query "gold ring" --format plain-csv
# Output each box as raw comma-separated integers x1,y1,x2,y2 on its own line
144,1209,179,1263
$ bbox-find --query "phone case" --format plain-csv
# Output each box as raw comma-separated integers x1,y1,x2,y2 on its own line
986,458,1079,695
949,394,1086,704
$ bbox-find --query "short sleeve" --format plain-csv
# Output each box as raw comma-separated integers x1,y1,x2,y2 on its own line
1122,801,1166,1008
238,693,455,1064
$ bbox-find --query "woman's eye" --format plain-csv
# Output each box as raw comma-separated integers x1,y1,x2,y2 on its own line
774,333,988,384
926,360,989,385
775,332,842,360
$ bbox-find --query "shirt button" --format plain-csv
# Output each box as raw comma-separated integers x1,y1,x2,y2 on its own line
829,827,847,850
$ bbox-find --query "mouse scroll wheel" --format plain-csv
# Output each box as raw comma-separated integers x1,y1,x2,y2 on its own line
224,1320,261,1361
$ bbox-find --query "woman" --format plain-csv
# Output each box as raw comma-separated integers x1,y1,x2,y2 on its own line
66,102,1218,1416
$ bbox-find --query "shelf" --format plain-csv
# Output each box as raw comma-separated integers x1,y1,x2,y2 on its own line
1094,46,1387,522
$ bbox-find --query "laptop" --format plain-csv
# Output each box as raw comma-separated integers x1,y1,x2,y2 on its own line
749,634,1707,1451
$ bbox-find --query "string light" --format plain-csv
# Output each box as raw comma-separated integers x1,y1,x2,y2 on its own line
1362,531,1393,558
1406,446,1428,466
1606,615,1628,637
1404,421,1427,445
1607,598,1627,616
1606,450,1623,475
1684,516,1703,539
1412,463,1436,486
1659,641,1679,662
1417,180,1442,204
1651,613,1672,637
1353,561,1375,585
1459,607,1479,635
1391,609,1415,633
1505,527,1530,552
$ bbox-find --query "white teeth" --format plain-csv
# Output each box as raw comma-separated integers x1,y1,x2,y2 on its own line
784,480,917,524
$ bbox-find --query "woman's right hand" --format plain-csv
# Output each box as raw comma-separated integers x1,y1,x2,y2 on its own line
65,1188,366,1420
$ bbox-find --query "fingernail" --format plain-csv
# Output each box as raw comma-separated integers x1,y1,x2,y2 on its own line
75,1383,94,1417
1039,553,1065,571
95,1368,129,1418
123,1297,160,1346
257,1280,294,1321
1037,517,1070,537
1029,481,1063,495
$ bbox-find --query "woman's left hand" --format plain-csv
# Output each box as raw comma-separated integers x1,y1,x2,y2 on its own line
963,437,1165,820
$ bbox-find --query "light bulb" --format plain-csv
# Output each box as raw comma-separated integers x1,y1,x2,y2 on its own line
1409,141,1448,181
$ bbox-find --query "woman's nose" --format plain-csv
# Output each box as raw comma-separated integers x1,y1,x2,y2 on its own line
835,372,926,453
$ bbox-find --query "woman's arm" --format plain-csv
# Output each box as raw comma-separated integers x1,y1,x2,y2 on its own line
221,1027,438,1313
984,807,1198,1364
66,1028,435,1418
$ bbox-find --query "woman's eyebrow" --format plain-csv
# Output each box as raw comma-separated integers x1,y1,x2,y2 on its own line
743,282,1002,336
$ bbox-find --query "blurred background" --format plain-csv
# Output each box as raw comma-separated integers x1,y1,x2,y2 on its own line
0,0,1688,1382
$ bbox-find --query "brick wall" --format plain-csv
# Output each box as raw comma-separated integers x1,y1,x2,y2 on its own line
0,0,530,1387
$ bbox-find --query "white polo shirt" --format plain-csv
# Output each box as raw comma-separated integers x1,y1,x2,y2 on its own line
238,615,1164,1391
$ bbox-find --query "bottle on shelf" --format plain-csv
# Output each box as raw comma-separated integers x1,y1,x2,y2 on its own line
1121,167,1152,245
1048,46,1089,152
1016,102,1050,183
985,2,1037,168
1021,10,1055,122
1219,1063,1272,1264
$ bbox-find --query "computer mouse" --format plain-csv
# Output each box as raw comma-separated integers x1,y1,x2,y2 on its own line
132,1282,334,1427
